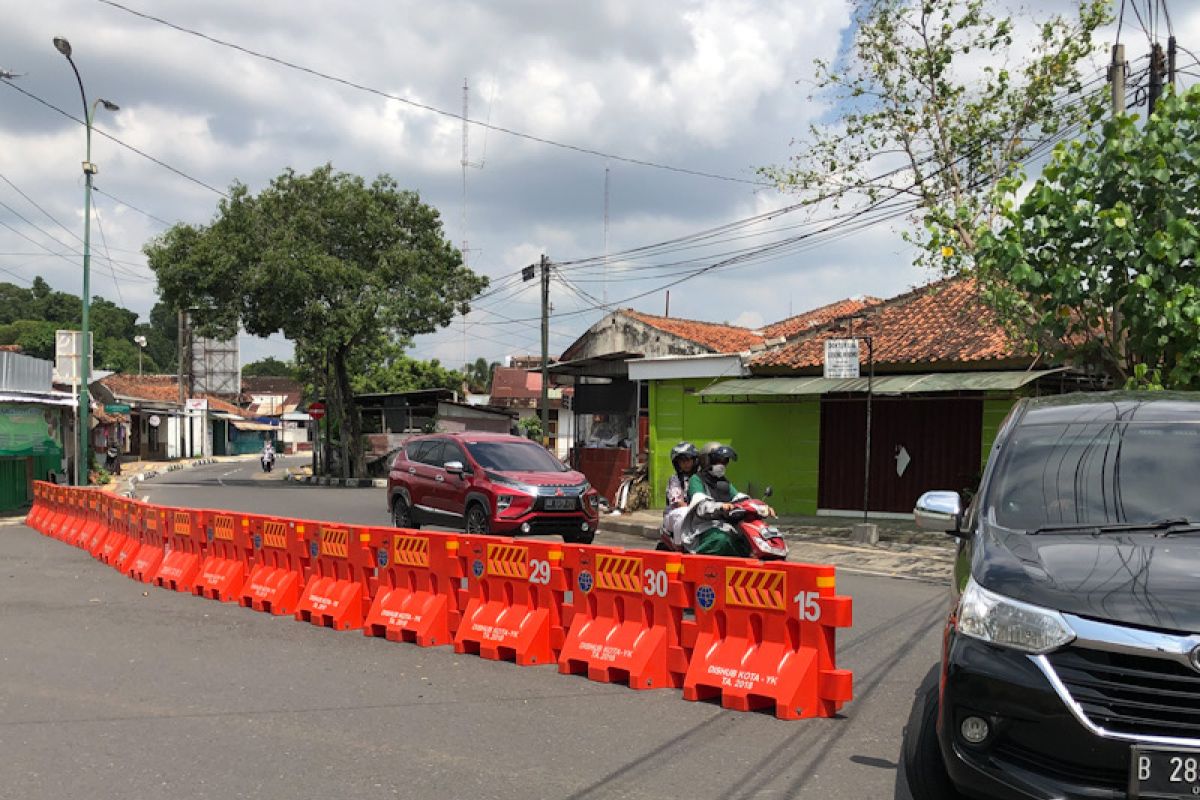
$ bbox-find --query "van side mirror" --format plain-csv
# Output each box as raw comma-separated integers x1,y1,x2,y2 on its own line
914,490,963,534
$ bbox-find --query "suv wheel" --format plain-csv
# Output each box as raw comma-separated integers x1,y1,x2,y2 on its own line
392,495,417,529
902,665,963,800
465,503,490,534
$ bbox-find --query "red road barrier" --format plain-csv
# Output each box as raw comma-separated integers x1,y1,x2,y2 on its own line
195,510,252,602
154,507,205,592
364,528,464,647
62,490,89,545
45,485,70,540
240,515,308,615
26,481,49,532
129,505,167,583
558,546,691,690
454,536,568,666
112,501,145,575
71,491,104,550
99,496,132,566
294,522,373,630
84,494,113,557
680,557,853,720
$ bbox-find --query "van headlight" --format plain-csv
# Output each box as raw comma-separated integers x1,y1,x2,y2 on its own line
958,578,1075,654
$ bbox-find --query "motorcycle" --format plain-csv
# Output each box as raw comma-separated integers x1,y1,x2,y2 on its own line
260,451,275,473
658,486,788,561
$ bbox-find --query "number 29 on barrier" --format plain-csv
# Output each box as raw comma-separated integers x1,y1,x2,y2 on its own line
794,591,822,622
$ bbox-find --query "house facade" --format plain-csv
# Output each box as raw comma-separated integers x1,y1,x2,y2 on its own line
631,279,1088,517
0,351,74,508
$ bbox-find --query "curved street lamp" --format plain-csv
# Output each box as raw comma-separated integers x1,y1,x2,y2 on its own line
54,36,119,485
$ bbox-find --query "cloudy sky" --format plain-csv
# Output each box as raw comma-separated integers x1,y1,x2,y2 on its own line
2,1,1196,370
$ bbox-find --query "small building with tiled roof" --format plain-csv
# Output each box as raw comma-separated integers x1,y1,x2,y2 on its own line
638,278,1084,517
94,373,274,459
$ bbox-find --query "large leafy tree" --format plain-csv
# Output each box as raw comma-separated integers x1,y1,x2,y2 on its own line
355,349,464,394
146,165,487,476
462,356,498,393
243,356,298,379
763,0,1109,270
977,87,1200,388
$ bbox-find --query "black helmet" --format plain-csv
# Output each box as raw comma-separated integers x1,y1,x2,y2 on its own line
701,442,737,468
670,441,699,472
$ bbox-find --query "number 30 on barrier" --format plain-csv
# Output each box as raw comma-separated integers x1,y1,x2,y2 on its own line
643,568,668,598
794,591,822,622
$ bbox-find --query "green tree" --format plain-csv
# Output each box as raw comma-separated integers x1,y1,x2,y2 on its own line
355,349,464,394
0,319,57,359
0,283,34,325
977,87,1200,388
517,416,542,442
243,356,298,378
146,165,488,477
142,301,178,373
763,0,1109,271
462,356,499,393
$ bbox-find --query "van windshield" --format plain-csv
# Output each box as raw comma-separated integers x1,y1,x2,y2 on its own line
989,421,1200,531
465,441,569,473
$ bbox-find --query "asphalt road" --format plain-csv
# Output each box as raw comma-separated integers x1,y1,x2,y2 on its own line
0,458,947,800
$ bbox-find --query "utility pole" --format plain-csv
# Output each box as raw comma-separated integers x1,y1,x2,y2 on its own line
539,254,550,448
1109,43,1126,117
1168,36,1177,90
1148,42,1166,115
177,309,186,458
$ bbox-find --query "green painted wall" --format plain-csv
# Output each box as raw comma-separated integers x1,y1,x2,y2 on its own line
649,378,821,515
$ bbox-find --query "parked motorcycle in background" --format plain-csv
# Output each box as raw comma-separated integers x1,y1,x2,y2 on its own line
659,486,788,560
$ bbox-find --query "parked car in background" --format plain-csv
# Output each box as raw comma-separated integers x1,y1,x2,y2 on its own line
904,392,1200,800
386,432,599,543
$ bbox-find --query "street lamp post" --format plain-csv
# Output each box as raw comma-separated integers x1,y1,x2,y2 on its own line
134,335,147,375
54,36,118,485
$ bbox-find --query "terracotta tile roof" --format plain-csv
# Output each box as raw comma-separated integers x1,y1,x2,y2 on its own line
624,310,765,353
241,376,304,405
98,374,250,416
761,297,883,339
489,366,543,400
751,277,1027,372
99,374,184,404
0,344,22,353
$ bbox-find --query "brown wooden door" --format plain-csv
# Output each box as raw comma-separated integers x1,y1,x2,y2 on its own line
818,395,982,513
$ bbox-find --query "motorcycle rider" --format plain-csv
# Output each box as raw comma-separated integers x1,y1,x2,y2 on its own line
261,440,276,472
681,442,770,556
662,442,699,546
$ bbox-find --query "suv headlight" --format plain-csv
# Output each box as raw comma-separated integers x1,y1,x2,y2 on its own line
958,578,1075,654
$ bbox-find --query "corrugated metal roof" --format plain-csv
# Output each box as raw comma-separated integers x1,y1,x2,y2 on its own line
698,369,1066,398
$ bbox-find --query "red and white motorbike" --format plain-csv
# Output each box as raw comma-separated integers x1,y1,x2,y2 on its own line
658,486,788,561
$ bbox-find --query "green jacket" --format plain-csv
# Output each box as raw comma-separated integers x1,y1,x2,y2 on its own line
687,473,738,503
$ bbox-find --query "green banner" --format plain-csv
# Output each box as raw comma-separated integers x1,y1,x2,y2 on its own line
104,403,131,414
0,404,63,457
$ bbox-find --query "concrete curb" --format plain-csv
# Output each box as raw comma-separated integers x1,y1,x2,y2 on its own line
283,473,386,489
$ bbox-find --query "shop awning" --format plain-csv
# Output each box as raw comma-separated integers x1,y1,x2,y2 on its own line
698,369,1067,399
0,390,78,408
230,420,279,432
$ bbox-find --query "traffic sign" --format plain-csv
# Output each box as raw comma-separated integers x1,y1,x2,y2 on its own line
308,402,326,420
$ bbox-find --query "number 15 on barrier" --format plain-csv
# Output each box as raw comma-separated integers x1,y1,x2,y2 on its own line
794,591,822,622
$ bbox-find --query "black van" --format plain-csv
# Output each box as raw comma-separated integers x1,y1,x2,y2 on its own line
904,392,1200,800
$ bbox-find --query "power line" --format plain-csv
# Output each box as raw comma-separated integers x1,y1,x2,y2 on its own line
93,187,174,228
98,0,773,188
91,198,126,305
1,78,228,198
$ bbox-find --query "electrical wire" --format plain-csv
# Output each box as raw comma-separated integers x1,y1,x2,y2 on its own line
98,0,773,188
91,199,126,305
0,78,229,198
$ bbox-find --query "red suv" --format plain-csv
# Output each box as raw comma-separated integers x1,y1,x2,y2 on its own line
386,432,599,543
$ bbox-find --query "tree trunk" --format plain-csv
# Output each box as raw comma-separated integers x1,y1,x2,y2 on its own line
334,346,365,478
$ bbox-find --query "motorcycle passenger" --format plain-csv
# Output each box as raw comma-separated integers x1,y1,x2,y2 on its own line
682,443,751,556
663,442,699,546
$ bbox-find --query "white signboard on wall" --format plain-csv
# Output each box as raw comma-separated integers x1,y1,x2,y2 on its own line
823,338,861,379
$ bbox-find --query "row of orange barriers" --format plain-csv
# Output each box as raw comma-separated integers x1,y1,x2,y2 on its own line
27,481,853,720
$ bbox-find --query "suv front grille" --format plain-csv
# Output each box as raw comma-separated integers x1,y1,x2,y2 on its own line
1047,647,1200,739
